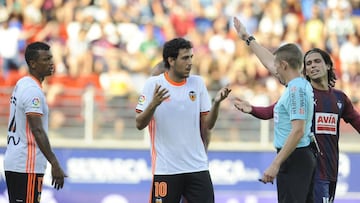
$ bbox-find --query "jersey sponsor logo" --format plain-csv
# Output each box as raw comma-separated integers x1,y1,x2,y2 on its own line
298,88,305,115
291,99,296,114
315,112,338,135
10,96,16,105
189,91,196,101
138,95,145,105
31,97,41,108
7,135,20,145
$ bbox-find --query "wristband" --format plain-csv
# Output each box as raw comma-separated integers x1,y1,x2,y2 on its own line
246,36,255,46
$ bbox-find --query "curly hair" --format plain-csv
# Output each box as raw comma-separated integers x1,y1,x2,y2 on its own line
162,38,193,69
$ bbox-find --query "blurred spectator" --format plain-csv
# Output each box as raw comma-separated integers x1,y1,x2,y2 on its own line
66,27,92,76
282,13,303,45
169,2,196,37
0,11,28,78
339,32,360,83
99,53,135,137
208,14,235,75
90,33,117,73
325,0,355,55
138,22,162,61
303,3,326,50
258,1,284,39
22,3,45,44
234,1,259,35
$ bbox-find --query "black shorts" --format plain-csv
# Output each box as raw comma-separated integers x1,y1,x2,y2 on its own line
5,171,44,203
276,146,316,203
150,170,214,203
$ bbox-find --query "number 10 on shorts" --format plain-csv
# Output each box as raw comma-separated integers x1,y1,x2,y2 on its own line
154,181,167,198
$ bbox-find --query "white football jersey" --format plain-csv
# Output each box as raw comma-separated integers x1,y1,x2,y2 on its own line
4,76,48,173
136,73,211,175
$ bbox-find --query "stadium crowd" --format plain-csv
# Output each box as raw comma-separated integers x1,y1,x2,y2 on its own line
0,0,360,138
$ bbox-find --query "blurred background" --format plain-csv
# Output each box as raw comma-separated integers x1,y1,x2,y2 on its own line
0,0,360,202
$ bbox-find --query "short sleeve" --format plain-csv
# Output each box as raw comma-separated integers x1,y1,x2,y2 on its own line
136,78,156,112
22,86,44,115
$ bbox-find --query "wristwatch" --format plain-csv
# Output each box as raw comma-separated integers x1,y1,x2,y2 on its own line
246,36,255,46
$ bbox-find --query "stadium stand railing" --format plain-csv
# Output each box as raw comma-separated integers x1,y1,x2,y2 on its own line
0,86,359,152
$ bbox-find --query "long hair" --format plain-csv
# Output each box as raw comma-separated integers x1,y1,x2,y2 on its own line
303,48,337,87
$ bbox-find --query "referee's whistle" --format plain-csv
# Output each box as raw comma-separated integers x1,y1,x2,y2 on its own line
258,178,273,184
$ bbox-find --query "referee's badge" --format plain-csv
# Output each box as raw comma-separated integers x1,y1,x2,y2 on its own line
189,91,196,101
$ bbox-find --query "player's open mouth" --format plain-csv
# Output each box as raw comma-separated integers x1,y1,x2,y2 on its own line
310,70,319,74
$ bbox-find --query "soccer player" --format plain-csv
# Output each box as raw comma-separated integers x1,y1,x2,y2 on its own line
4,42,67,203
233,17,316,203
234,48,360,203
149,59,230,150
135,37,230,203
150,59,230,150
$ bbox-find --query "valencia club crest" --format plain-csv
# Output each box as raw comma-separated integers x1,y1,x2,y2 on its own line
189,91,196,101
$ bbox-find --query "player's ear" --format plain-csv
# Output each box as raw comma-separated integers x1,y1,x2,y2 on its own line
28,60,36,70
168,57,175,68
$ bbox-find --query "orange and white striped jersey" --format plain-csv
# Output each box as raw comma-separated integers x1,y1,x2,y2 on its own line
136,72,211,175
4,76,48,173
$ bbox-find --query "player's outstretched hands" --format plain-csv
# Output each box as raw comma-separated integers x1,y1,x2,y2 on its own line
233,17,249,41
152,84,170,107
213,87,231,104
51,162,67,190
233,97,252,113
